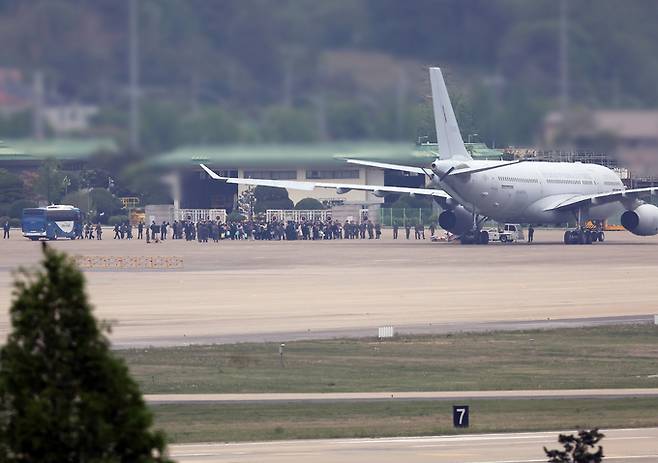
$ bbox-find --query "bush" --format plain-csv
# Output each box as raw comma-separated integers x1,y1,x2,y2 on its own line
295,198,325,210
9,218,21,228
8,199,37,219
108,215,129,226
0,216,9,226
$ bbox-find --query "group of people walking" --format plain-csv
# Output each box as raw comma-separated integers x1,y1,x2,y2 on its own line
64,218,442,243
142,218,385,242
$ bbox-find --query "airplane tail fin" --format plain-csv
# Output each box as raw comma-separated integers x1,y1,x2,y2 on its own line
429,67,472,161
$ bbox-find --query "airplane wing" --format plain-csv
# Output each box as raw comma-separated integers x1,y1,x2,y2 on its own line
344,159,429,175
544,187,658,212
200,164,451,199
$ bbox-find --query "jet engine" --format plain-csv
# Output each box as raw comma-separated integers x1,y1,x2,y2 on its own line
438,205,472,235
621,203,658,236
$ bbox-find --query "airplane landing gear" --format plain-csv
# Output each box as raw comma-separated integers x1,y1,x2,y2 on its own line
459,211,489,245
563,228,604,245
564,210,604,245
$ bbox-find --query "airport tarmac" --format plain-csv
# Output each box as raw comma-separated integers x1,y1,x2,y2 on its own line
1,229,658,347
169,427,658,463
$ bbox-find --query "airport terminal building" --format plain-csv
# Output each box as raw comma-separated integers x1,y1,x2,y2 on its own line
154,142,504,212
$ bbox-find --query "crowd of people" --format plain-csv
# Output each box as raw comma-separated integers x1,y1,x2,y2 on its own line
144,217,386,242
71,217,436,243
55,215,441,242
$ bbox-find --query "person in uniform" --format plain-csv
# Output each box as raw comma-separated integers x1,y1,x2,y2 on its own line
137,220,144,239
3,220,10,239
528,225,535,243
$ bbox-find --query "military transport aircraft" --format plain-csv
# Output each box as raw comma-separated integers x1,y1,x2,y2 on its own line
201,67,658,245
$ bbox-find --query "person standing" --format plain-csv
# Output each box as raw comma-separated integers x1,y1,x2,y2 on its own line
528,225,535,243
113,223,120,239
375,222,382,239
392,223,398,240
150,221,157,241
137,220,144,239
405,224,411,239
3,220,10,239
95,223,102,240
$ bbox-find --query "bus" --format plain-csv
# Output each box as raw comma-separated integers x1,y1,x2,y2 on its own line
22,205,83,240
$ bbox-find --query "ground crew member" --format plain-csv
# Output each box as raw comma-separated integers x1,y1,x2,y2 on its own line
137,220,144,239
3,221,9,239
393,223,398,239
528,225,535,243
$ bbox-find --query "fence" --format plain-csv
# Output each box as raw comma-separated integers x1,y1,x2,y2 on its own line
379,208,436,227
175,208,226,223
266,209,330,223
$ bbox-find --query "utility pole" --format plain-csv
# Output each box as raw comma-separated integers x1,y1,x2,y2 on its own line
559,0,569,118
129,0,140,150
33,71,44,140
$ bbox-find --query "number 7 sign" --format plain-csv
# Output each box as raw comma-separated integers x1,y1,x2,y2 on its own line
453,405,469,428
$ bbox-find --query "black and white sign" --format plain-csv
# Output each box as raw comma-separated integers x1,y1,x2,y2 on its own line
453,405,469,428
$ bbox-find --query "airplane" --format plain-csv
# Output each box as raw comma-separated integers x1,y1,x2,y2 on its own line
200,67,658,245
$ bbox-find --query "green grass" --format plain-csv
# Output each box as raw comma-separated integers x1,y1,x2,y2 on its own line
152,398,658,443
118,325,658,394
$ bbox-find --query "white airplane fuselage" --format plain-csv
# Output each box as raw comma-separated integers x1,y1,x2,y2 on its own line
433,160,626,224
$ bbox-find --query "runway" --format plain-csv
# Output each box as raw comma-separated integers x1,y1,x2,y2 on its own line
2,230,658,347
168,427,658,463
145,388,658,405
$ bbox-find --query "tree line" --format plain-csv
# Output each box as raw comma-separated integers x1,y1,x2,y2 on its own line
0,0,657,150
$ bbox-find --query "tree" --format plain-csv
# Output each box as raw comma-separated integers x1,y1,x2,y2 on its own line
178,107,243,144
8,199,36,219
34,158,66,204
254,185,293,212
261,106,318,142
544,429,605,463
295,197,325,210
89,188,124,223
0,244,172,462
0,169,24,205
237,186,257,220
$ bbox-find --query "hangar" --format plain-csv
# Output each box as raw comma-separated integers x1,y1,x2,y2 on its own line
0,138,118,173
154,141,504,212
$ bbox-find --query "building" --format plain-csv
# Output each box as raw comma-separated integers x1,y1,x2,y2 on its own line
544,110,658,182
0,138,119,173
153,141,504,212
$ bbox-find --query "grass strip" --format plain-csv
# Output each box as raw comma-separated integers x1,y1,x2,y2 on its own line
152,397,658,443
119,325,658,394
